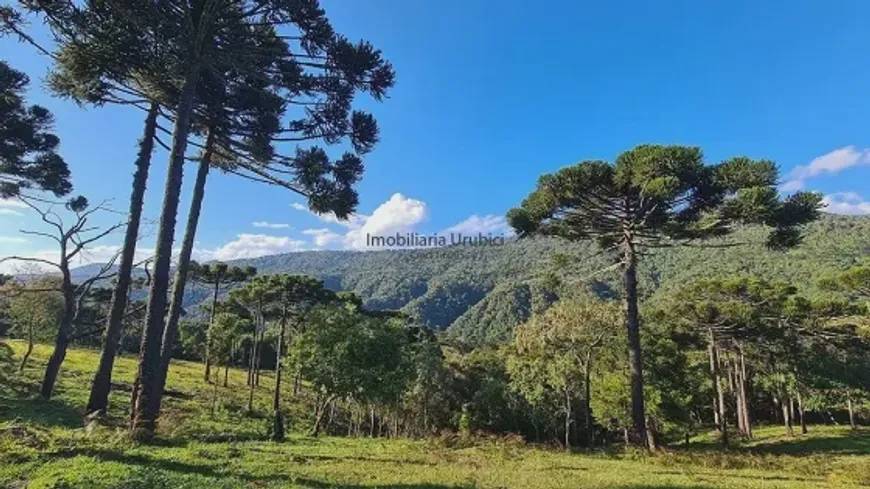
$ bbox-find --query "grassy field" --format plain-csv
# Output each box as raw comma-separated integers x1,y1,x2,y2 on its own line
2,340,869,488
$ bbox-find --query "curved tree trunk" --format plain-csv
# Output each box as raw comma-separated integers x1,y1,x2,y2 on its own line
19,324,34,372
87,102,158,415
40,266,74,399
154,134,214,418
622,233,648,447
131,68,200,442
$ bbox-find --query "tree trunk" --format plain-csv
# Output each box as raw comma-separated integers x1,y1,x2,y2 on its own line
622,236,648,447
157,139,214,414
739,348,752,439
223,364,229,387
847,397,856,430
370,406,376,437
247,341,255,386
204,270,222,381
40,268,75,399
782,395,794,436
708,330,727,445
646,416,659,451
19,325,34,372
707,332,722,433
132,68,201,442
584,360,593,448
247,332,259,413
312,395,336,437
732,356,744,436
796,389,807,435
272,317,287,442
254,331,262,386
87,103,158,415
564,388,572,450
293,369,301,395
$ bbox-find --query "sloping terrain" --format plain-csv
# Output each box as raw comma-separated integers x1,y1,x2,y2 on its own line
66,214,870,345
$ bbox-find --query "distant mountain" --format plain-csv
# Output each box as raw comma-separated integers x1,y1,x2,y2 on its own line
68,214,870,346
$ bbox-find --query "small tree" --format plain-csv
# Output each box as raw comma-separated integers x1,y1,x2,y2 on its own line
208,312,250,388
5,278,64,371
508,299,620,449
258,274,335,441
189,262,257,381
0,195,124,398
507,145,822,446
291,306,412,437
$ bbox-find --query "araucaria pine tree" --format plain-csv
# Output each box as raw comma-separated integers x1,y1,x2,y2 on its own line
507,145,822,447
189,262,257,381
0,60,71,198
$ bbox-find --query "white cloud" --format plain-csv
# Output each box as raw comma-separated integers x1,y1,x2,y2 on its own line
783,146,870,191
0,236,27,244
0,199,27,209
442,214,515,236
208,233,306,261
822,192,870,215
252,221,291,229
303,228,342,248
345,193,428,249
290,201,367,229
319,212,367,229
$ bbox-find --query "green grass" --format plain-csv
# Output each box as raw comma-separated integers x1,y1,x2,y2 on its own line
2,339,869,488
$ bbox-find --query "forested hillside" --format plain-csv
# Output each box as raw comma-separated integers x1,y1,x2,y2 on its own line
127,214,869,345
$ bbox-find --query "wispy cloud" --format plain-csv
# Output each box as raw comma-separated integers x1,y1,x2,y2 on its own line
0,199,27,209
0,236,28,244
290,201,368,229
822,192,870,215
441,214,515,236
0,199,26,217
782,146,870,191
252,221,291,229
302,228,342,247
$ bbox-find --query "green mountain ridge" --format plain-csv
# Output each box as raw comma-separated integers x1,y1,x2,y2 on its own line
222,214,870,345
65,214,870,346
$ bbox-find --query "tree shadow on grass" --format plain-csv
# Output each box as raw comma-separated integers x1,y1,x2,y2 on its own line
57,448,464,489
0,395,83,429
0,342,81,428
671,428,870,456
290,479,472,489
610,486,715,489
746,430,870,456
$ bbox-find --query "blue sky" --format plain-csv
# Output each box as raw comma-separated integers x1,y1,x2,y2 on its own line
2,0,870,269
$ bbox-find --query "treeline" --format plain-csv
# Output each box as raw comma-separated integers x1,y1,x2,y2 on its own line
109,268,868,449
